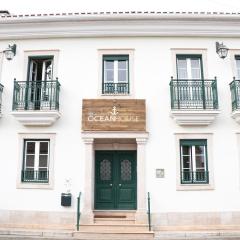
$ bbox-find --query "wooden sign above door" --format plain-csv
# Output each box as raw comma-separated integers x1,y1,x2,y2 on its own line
82,99,146,131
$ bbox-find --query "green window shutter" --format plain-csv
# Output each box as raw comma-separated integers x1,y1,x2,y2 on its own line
180,139,207,146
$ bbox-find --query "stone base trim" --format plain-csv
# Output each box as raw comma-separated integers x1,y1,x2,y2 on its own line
0,210,75,230
152,211,240,228
2,210,240,231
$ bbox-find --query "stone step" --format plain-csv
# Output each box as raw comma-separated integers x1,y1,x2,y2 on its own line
73,231,154,240
79,224,149,232
94,218,136,224
93,210,136,219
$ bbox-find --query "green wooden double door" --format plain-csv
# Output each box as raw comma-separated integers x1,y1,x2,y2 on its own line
95,151,137,210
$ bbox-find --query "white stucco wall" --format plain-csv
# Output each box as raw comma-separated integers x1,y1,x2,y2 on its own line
0,35,240,218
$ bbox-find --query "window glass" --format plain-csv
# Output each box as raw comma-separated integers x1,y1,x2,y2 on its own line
190,58,201,79
40,142,48,154
177,59,188,79
22,139,50,183
26,155,35,167
27,142,35,154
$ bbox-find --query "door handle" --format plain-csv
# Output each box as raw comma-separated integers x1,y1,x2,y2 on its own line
119,184,122,187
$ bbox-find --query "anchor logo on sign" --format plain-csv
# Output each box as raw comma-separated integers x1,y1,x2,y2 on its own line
110,106,119,116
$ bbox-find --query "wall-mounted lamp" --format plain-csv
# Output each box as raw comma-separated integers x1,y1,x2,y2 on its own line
3,44,16,61
216,42,228,59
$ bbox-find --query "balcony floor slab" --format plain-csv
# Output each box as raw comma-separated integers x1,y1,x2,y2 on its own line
170,110,220,126
11,111,61,126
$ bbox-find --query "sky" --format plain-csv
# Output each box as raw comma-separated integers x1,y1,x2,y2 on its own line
1,0,240,15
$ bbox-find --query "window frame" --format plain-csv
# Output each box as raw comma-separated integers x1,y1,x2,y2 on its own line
176,54,204,80
17,133,56,189
180,139,209,184
22,139,50,183
171,49,208,79
23,50,59,84
27,55,54,82
175,133,214,191
98,49,134,98
102,55,129,95
235,55,240,79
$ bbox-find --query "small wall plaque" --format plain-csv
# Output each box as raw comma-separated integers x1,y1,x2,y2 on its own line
156,169,165,178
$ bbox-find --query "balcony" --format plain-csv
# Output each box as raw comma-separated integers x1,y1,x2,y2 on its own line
170,78,220,125
102,83,129,95
181,171,209,184
0,83,3,117
11,79,61,126
230,79,240,124
21,170,49,183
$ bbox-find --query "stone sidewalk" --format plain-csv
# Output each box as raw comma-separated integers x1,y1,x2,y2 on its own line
1,227,240,240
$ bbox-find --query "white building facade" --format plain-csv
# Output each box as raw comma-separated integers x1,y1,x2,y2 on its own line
0,11,240,230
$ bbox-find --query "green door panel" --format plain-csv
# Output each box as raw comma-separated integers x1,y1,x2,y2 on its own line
95,151,136,210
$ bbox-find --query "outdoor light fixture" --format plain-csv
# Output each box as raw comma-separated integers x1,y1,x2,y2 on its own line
216,42,228,59
3,44,16,60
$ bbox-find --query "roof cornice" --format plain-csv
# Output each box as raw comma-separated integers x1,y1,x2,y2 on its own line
0,11,240,39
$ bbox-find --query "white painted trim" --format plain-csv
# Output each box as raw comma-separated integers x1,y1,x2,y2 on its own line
82,131,149,139
95,143,137,150
16,133,56,189
170,110,220,126
11,111,61,126
97,49,135,98
2,16,240,39
174,133,215,191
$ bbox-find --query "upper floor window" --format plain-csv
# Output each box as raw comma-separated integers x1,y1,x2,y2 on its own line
102,55,129,95
12,55,60,112
170,55,218,110
180,139,208,184
176,55,203,79
22,139,50,183
235,56,240,79
28,56,53,82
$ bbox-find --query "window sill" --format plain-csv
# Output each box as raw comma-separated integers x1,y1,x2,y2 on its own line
177,184,214,191
16,182,53,189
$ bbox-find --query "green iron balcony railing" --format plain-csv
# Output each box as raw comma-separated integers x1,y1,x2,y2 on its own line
12,79,60,111
170,77,218,110
230,78,240,111
102,82,129,94
21,170,49,183
0,83,3,114
181,170,209,184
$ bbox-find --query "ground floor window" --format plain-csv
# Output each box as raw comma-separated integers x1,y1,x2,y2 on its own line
21,139,50,183
180,139,209,184
17,133,55,189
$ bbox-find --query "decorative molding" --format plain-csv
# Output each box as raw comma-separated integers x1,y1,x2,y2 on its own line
82,138,94,144
82,131,149,140
11,111,61,126
1,14,240,39
136,138,148,145
231,110,240,124
170,110,220,126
